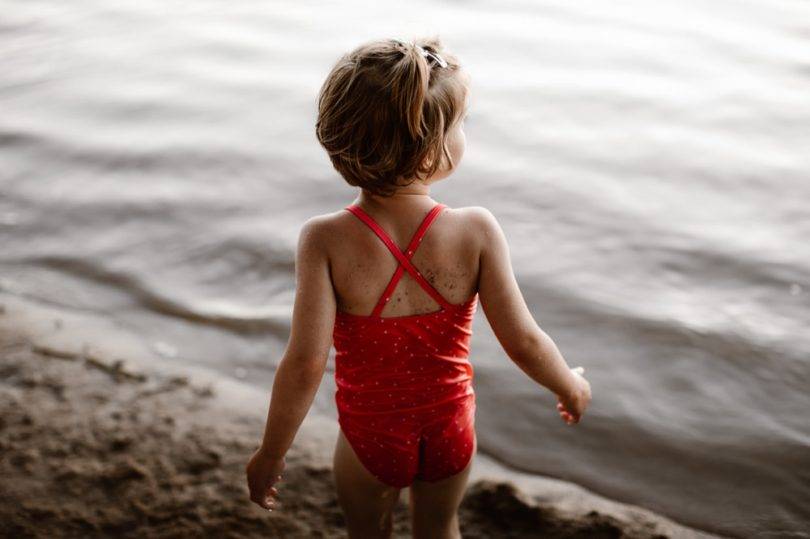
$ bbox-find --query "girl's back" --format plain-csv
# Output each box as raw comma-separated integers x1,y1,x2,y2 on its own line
327,201,480,318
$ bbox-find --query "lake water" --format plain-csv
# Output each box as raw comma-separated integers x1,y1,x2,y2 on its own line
2,1,809,536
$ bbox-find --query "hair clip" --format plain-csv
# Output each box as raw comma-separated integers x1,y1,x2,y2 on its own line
416,45,448,68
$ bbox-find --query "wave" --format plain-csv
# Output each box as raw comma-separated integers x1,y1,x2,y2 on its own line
2,255,291,338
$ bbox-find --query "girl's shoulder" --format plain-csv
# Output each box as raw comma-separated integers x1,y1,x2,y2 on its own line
300,208,350,230
301,204,497,227
411,205,506,257
294,209,349,256
300,206,374,235
444,205,498,226
298,205,504,253
444,205,504,242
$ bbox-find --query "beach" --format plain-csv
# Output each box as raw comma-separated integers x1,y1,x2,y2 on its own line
0,294,716,538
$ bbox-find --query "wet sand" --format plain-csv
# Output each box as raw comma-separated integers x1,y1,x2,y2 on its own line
0,297,717,538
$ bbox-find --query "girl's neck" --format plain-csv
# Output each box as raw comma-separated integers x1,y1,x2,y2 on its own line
356,183,436,211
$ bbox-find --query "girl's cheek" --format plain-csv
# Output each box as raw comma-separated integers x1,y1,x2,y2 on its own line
451,126,466,164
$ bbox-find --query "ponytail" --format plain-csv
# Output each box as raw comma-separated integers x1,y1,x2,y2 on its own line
389,42,430,140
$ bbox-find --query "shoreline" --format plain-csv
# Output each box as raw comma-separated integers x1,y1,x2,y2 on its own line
0,293,718,538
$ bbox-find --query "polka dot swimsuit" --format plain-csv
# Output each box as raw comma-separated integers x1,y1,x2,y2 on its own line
333,202,478,489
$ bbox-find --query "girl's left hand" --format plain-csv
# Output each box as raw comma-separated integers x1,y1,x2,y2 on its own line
246,448,286,511
556,366,590,425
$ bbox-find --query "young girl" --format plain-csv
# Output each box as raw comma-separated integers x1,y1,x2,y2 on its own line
246,36,591,538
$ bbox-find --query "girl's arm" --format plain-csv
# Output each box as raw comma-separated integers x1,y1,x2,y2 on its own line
247,216,336,510
471,207,591,423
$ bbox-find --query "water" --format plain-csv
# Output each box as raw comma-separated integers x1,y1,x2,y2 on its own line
2,0,809,536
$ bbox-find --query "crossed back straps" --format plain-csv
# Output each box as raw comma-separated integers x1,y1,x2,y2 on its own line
345,203,453,317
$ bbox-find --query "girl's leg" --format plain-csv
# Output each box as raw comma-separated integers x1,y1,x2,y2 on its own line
408,432,476,539
333,428,402,538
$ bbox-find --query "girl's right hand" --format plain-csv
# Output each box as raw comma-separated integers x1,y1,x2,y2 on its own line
556,366,591,425
246,448,286,511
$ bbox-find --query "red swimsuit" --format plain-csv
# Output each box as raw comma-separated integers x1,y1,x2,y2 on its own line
332,202,479,488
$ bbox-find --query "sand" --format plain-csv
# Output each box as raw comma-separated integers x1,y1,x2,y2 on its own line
0,296,718,538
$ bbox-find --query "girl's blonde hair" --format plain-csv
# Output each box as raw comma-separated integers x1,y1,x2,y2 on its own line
316,36,467,197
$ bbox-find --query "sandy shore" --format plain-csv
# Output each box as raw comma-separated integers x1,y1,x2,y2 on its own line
0,295,718,538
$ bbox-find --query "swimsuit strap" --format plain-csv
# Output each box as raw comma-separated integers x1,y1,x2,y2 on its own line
345,203,453,316
370,203,446,316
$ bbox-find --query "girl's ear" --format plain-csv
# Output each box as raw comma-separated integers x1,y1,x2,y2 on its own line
421,148,443,176
421,149,434,170
423,144,450,174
